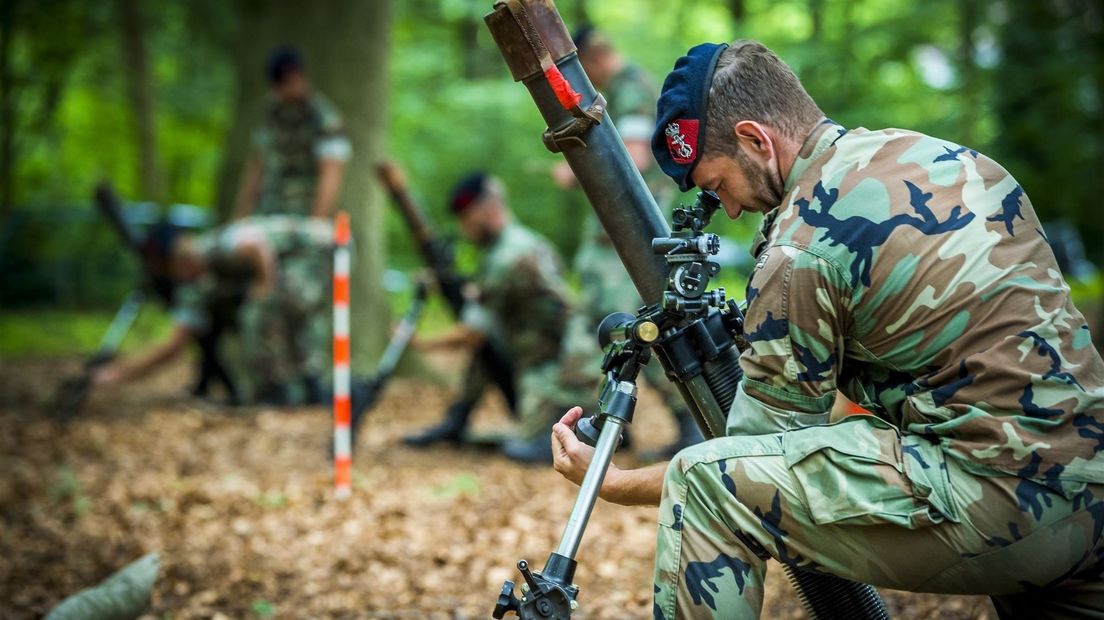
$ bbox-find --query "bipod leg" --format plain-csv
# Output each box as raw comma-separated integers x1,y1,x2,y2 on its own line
350,282,428,448
494,370,638,619
96,289,145,359
493,417,624,619
55,289,145,422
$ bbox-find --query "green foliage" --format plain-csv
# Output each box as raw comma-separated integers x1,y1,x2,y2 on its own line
3,0,1101,320
250,599,276,618
0,306,173,358
429,472,482,498
49,465,90,517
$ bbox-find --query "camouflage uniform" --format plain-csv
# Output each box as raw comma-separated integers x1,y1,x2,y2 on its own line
173,216,333,404
653,121,1104,618
462,222,590,441
563,63,690,420
253,92,351,216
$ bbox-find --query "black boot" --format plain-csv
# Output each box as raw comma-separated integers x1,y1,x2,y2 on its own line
402,398,475,447
255,382,291,406
640,409,705,462
501,435,554,464
304,375,328,406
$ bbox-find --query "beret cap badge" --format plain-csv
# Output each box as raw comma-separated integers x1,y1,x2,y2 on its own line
665,119,699,165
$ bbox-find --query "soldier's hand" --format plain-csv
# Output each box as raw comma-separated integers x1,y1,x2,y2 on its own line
552,407,591,486
551,162,577,190
92,365,122,387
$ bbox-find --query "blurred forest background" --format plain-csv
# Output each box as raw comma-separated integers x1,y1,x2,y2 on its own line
1,0,1101,364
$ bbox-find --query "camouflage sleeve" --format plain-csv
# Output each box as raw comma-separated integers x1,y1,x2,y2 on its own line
735,245,852,423
170,283,209,333
251,124,270,154
460,300,496,337
465,251,566,335
462,254,504,338
509,253,569,323
610,70,657,142
313,95,352,163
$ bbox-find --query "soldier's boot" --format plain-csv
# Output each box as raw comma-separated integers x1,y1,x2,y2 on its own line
402,398,475,447
640,409,704,462
501,435,554,465
256,382,291,406
343,378,378,454
304,375,328,406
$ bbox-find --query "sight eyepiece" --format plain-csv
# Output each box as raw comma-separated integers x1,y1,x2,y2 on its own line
597,312,660,350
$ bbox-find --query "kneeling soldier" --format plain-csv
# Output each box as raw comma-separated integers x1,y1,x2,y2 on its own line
416,173,592,463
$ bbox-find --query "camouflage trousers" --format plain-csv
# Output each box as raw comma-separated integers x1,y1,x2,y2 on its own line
653,413,1104,619
238,251,331,404
515,359,596,442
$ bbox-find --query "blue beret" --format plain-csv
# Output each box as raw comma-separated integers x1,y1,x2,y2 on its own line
267,46,304,85
142,221,181,263
652,43,728,192
450,172,490,215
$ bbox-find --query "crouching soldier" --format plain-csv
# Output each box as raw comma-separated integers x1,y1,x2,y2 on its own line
414,173,593,463
94,216,333,406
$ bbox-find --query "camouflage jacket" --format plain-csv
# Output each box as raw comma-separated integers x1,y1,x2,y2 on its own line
735,119,1104,486
253,92,351,216
172,216,333,331
462,222,570,370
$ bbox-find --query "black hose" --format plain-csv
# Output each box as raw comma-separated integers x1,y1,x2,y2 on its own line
787,568,891,620
701,345,742,411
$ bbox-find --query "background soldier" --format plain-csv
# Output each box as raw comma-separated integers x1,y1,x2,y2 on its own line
94,216,334,406
553,26,703,459
232,47,351,220
552,40,1104,618
416,173,592,463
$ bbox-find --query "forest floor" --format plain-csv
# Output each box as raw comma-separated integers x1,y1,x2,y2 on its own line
1,351,998,619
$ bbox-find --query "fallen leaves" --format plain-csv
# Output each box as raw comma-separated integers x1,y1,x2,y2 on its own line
0,356,994,619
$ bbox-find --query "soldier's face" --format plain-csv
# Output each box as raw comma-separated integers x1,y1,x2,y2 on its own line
690,154,771,219
169,251,205,283
458,202,494,246
692,120,786,218
275,71,309,102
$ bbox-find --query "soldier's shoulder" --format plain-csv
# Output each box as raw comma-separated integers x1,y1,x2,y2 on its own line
308,92,345,128
619,62,658,91
609,63,658,112
494,224,558,270
828,127,1004,176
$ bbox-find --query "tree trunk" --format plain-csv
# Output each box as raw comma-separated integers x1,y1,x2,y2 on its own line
218,0,392,369
809,0,824,41
458,16,481,79
307,0,392,371
117,0,163,202
728,0,746,26
571,0,589,25
213,0,278,220
0,0,17,218
956,0,979,146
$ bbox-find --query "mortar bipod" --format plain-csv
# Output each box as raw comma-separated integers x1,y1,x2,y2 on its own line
492,312,658,619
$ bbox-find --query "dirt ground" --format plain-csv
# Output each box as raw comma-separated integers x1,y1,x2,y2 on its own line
0,352,998,619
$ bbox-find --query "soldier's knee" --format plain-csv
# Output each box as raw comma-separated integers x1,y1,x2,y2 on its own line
664,440,716,486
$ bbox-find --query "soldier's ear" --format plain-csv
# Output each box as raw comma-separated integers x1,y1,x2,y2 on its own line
733,120,775,161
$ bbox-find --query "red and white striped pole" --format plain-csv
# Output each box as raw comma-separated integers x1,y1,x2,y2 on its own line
332,211,352,500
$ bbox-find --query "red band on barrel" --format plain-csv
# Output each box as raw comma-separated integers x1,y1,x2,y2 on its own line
544,65,582,110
